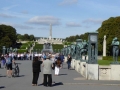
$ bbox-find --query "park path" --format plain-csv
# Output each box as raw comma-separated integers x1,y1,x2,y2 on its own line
0,60,120,90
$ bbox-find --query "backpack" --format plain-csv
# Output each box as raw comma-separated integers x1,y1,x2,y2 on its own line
6,57,12,64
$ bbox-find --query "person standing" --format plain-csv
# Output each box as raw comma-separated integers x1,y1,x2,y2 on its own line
55,57,61,75
5,53,15,77
42,56,53,87
67,54,72,70
32,56,43,86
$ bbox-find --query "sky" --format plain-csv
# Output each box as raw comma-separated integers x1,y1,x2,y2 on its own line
0,0,120,39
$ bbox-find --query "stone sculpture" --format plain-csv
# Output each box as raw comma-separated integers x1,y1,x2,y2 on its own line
80,40,88,60
111,37,120,64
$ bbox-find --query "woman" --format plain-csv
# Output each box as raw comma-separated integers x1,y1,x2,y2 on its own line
32,56,43,86
67,54,72,70
55,57,61,76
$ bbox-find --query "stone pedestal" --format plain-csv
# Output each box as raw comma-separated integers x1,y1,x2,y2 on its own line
80,62,86,77
110,65,120,80
64,56,67,63
71,59,75,69
86,64,98,80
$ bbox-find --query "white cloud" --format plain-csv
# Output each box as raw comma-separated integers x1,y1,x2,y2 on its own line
2,5,18,11
27,16,60,25
0,22,34,29
0,13,16,18
66,22,81,27
59,0,78,5
82,18,103,24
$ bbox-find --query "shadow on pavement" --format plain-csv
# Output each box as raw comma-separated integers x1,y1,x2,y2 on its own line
59,74,67,76
0,75,6,77
18,75,25,77
0,86,5,89
52,82,63,86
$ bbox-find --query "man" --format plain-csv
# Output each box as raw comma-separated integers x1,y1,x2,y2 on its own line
42,56,53,87
5,53,15,77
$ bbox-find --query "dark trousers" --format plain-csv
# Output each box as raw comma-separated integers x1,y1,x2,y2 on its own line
68,62,71,69
44,74,52,86
32,72,39,84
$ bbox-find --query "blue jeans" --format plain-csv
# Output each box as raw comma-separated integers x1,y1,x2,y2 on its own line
67,62,71,69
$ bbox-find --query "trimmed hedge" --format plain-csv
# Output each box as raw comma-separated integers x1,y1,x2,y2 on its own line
33,44,43,49
103,56,120,61
52,44,63,49
17,49,27,53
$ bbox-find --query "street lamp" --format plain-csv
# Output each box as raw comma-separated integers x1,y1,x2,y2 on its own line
10,47,12,53
7,48,9,53
88,32,98,64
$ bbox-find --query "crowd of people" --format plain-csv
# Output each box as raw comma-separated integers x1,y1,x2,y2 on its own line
0,52,72,87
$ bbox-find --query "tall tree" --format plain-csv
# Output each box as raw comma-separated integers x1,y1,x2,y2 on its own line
97,16,120,55
0,24,17,52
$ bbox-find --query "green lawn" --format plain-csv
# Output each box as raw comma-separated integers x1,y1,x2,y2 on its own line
98,60,120,65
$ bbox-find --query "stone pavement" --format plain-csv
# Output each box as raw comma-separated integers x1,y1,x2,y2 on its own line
0,60,120,90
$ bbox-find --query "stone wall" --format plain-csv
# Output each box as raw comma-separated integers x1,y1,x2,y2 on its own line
68,57,120,80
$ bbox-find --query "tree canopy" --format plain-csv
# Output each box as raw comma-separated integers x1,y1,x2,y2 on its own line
0,24,17,52
65,16,120,55
98,16,120,55
17,34,35,41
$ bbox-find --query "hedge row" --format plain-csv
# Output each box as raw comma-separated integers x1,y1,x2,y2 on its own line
33,44,63,50
17,49,27,53
52,44,63,49
103,56,120,61
33,44,43,49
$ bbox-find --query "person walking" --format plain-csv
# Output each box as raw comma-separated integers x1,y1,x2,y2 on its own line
67,54,72,70
32,56,43,86
55,57,61,76
42,56,53,87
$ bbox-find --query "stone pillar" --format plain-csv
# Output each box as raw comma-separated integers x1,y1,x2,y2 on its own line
49,24,52,40
103,35,106,56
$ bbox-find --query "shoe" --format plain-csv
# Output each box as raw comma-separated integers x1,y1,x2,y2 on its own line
34,84,38,86
32,84,35,86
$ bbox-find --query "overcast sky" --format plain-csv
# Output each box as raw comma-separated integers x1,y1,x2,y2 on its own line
0,0,120,38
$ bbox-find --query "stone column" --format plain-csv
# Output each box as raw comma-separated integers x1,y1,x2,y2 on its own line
49,24,52,40
103,35,106,56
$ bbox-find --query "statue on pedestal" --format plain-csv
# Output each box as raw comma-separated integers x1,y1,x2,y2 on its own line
76,42,83,60
80,40,88,61
70,44,75,58
111,37,120,64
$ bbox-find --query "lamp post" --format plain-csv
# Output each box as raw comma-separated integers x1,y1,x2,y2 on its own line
88,32,98,64
36,49,37,54
2,46,6,55
7,48,9,53
10,47,12,53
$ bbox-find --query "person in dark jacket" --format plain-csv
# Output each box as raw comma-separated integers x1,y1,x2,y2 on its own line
32,56,43,86
67,54,72,70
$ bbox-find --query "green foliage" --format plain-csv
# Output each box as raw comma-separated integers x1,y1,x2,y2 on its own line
63,42,72,45
102,56,120,61
97,16,120,55
98,60,120,65
17,49,27,53
33,44,43,49
65,33,88,42
65,16,120,55
0,24,17,52
17,34,35,41
52,44,63,49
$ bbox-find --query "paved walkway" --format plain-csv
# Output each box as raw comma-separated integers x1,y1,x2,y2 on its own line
0,60,120,90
